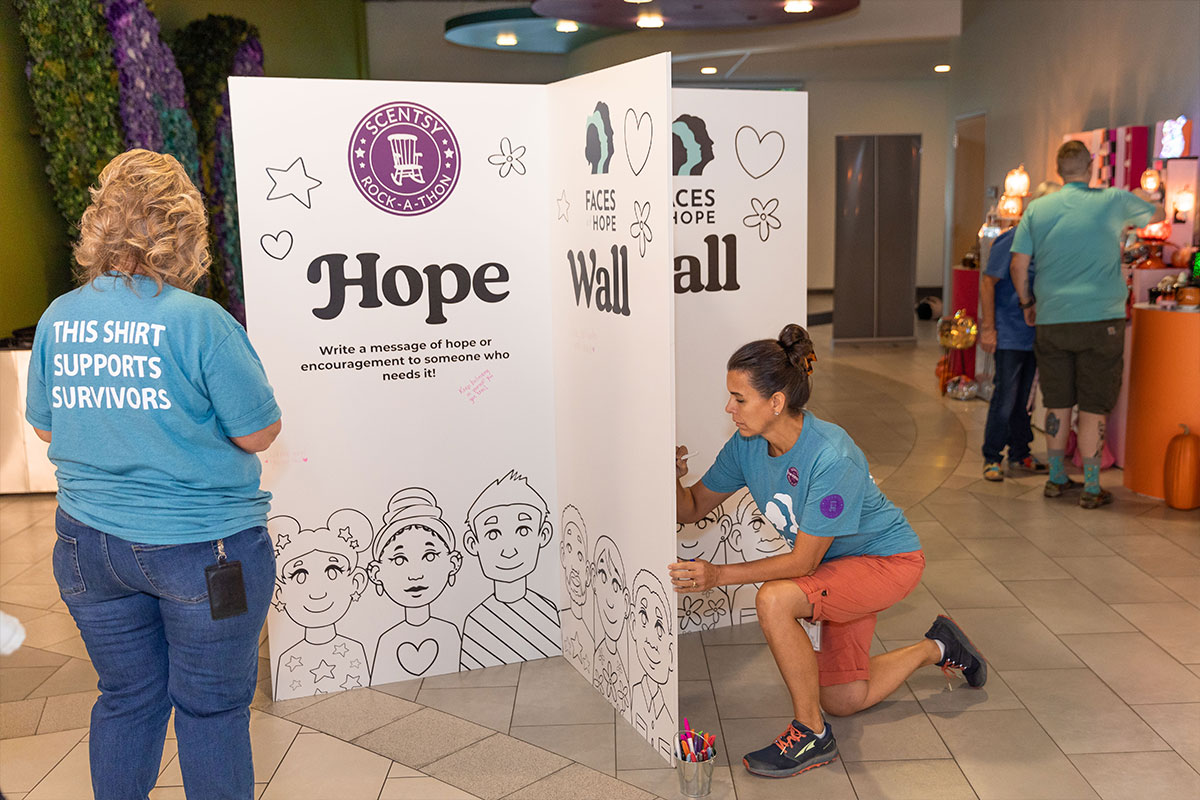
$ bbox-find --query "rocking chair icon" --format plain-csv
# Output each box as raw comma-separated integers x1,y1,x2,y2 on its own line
387,133,425,186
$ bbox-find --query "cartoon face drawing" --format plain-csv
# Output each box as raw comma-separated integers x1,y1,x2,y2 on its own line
631,570,673,686
464,471,553,585
271,509,371,629
374,525,459,608
592,535,629,641
726,491,788,560
560,505,589,610
676,502,729,562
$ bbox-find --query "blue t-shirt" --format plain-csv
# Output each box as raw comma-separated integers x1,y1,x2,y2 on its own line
1011,183,1154,324
25,275,281,544
984,228,1036,351
701,413,920,561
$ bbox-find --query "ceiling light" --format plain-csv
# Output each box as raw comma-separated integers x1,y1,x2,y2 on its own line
636,13,664,28
784,1,815,12
1140,169,1161,193
556,19,579,32
495,32,518,46
700,66,718,75
624,0,651,4
934,64,951,73
1004,164,1030,197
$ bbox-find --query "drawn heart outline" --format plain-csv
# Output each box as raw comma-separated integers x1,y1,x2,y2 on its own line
624,108,654,177
396,638,438,676
735,126,785,180
260,230,293,260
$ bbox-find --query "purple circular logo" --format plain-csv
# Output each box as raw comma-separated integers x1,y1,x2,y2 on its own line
820,494,844,519
349,101,460,216
786,467,799,486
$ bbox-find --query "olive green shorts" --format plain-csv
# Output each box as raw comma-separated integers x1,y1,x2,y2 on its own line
1034,319,1125,414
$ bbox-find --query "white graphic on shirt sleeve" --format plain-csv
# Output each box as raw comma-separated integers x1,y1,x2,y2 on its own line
765,493,799,538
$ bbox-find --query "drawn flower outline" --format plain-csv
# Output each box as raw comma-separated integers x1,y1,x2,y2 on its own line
630,200,653,257
681,595,704,628
487,137,527,177
743,197,781,242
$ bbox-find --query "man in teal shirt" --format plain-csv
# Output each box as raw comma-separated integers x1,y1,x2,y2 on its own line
1009,140,1163,508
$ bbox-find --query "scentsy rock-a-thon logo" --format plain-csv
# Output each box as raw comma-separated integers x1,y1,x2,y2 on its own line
349,102,460,216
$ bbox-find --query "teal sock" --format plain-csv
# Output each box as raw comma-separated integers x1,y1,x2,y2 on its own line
1048,450,1067,484
1083,457,1101,494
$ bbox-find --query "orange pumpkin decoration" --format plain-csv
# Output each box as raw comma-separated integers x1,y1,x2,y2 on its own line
1164,424,1200,511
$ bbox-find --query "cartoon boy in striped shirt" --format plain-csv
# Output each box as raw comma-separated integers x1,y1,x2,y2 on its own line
459,470,561,669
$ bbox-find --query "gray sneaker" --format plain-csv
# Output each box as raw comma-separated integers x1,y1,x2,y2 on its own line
1044,477,1083,498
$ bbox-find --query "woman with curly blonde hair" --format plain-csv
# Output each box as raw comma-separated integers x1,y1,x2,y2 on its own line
25,149,282,800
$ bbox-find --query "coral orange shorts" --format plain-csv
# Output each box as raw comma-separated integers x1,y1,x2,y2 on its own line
792,551,925,686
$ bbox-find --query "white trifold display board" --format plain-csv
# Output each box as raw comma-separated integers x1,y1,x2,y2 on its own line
671,89,808,635
231,61,807,762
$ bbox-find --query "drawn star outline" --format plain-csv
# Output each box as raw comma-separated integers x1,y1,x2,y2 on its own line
557,190,570,221
285,654,304,672
266,157,322,209
309,659,336,684
332,642,350,657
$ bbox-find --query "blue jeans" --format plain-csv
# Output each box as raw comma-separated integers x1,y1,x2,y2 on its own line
982,349,1037,463
52,509,274,800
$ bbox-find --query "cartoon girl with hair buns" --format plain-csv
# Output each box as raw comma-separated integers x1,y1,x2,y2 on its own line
271,508,372,697
369,488,464,682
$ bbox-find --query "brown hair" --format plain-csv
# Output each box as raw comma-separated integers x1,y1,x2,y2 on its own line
1056,141,1091,180
726,324,817,415
73,149,210,293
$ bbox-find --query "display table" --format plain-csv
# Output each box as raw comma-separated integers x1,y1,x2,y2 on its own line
1123,304,1200,499
0,349,56,494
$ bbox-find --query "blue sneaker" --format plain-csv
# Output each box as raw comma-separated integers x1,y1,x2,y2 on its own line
741,720,838,778
925,614,987,689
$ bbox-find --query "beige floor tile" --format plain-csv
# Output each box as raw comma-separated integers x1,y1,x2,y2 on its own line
1158,528,1200,558
26,658,98,699
1111,601,1200,663
1069,751,1200,800
704,644,792,720
930,709,1098,800
615,713,674,771
1003,579,1136,634
1014,520,1115,558
6,557,54,586
0,666,57,702
912,522,975,561
510,722,615,775
260,731,390,800
424,732,570,800
248,709,303,784
1001,669,1168,754
0,727,87,793
829,700,949,761
1,696,45,739
699,620,767,646
40,637,89,660
938,607,1083,671
21,739,93,800
0,646,67,671
0,582,62,611
618,765,737,800
18,613,79,651
505,762,654,800
1095,534,1200,578
844,759,978,800
285,687,420,740
353,707,492,767
1158,576,1200,607
372,676,423,701
389,761,423,777
1132,703,1200,772
678,632,708,680
378,776,481,799
1059,632,1200,704
510,655,615,727
251,687,327,717
35,690,97,734
416,685,517,733
421,661,521,689
1054,556,1182,603
874,583,946,641
959,538,1069,580
883,642,1023,713
920,561,1022,608
721,716,857,800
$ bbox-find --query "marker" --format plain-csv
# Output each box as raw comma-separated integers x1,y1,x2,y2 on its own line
678,452,697,461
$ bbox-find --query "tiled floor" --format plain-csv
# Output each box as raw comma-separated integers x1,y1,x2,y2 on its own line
3,313,1198,799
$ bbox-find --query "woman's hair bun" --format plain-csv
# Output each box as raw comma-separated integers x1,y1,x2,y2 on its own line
777,324,815,371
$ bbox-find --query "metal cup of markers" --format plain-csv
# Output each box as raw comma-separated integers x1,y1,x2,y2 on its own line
675,731,716,798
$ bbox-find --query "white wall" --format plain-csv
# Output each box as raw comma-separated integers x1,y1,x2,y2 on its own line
805,79,950,290
949,0,1200,192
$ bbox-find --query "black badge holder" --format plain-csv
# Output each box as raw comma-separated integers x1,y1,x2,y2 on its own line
205,538,248,620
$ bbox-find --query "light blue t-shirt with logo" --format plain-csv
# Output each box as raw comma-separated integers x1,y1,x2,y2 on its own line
25,275,281,544
702,413,920,561
1011,183,1154,325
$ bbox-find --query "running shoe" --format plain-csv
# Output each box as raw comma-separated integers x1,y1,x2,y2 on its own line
1079,488,1113,509
983,462,1003,482
742,720,838,778
1010,455,1049,475
925,614,987,689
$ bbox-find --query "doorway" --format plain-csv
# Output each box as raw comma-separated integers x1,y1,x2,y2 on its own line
950,114,987,270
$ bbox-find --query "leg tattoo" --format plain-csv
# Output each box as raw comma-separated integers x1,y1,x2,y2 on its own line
1046,412,1060,437
1094,420,1106,458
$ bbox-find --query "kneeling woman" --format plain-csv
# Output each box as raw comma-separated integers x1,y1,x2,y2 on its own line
671,324,985,779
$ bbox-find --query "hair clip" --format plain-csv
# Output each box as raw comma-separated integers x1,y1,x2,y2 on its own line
803,353,817,375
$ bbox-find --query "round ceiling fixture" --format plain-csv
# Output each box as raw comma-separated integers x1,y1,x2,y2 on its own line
530,0,860,29
445,7,618,54
934,63,951,73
